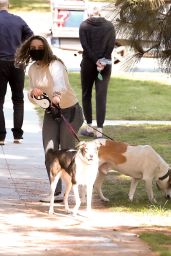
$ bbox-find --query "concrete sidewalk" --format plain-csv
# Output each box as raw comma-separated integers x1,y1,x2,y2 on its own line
0,89,157,256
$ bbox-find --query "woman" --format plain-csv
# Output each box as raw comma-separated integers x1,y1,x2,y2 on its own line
15,35,84,202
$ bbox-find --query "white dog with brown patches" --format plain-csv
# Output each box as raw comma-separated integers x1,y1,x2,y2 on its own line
46,140,100,215
95,139,171,203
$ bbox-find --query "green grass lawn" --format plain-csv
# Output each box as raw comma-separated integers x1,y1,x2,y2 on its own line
9,0,50,11
9,0,108,11
68,72,171,120
140,232,171,256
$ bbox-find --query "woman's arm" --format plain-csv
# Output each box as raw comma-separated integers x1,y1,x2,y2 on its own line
49,60,68,93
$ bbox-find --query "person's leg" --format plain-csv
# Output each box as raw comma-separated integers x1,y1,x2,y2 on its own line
9,63,24,140
43,111,62,195
80,58,97,135
95,65,112,135
80,58,96,125
0,60,9,142
60,103,84,149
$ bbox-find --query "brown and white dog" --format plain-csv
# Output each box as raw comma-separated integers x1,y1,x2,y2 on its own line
94,138,171,203
46,140,100,215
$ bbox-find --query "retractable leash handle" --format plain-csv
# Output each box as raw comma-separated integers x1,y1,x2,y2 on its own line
32,93,51,109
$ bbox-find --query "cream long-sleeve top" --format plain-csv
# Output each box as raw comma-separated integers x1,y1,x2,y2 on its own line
27,59,78,109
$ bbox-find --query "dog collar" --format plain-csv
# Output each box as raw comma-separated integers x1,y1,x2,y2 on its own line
159,169,171,180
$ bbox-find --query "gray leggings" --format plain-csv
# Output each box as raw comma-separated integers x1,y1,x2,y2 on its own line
43,103,84,194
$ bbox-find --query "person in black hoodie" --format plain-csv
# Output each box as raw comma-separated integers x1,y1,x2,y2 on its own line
0,0,33,145
79,6,115,138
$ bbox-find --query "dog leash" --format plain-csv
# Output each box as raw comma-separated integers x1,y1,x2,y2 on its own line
32,93,112,142
61,113,80,143
50,103,80,143
87,124,114,140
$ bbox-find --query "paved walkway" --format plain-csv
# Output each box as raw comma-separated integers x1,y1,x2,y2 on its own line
0,89,160,256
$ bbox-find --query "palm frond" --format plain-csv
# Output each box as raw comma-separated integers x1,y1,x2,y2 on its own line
116,0,165,9
111,0,171,73
114,52,143,72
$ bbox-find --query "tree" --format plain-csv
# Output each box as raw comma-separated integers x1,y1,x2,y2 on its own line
108,0,171,72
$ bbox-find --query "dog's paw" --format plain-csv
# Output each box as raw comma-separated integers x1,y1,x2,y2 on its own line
101,197,109,202
71,209,79,216
128,196,134,202
48,209,54,215
65,208,72,214
150,198,157,204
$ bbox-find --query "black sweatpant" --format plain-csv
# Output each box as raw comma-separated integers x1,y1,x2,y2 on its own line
80,57,111,128
0,60,24,141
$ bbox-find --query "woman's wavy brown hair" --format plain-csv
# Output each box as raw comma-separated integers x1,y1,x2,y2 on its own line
15,35,64,68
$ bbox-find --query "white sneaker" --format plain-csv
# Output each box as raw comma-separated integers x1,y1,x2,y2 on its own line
80,124,94,137
87,124,94,133
0,140,5,146
40,194,63,203
14,139,23,144
96,128,103,138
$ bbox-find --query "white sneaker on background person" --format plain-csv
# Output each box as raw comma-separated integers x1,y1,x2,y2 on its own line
96,127,103,138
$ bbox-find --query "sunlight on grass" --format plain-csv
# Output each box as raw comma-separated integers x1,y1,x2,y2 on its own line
148,201,170,214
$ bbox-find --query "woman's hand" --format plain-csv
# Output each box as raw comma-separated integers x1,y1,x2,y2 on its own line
30,88,44,98
52,95,61,106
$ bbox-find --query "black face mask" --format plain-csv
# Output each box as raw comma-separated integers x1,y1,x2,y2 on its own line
29,49,45,61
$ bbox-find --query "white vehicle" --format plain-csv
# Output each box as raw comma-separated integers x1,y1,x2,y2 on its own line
50,0,110,50
50,0,86,50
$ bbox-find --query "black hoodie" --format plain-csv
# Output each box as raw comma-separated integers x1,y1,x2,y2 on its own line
79,17,116,63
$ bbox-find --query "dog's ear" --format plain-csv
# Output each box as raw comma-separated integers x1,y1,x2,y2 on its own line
76,141,86,149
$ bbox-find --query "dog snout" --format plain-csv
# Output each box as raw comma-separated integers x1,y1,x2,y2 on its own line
88,154,94,160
